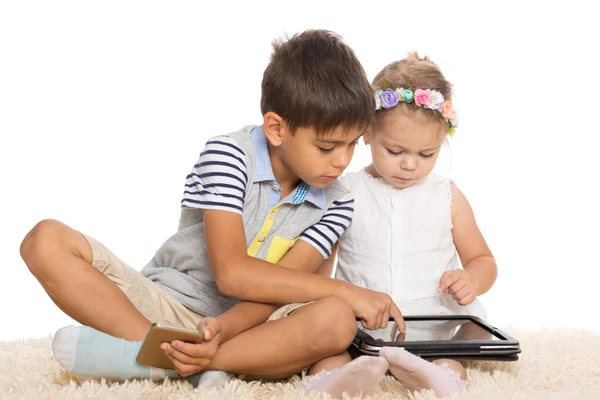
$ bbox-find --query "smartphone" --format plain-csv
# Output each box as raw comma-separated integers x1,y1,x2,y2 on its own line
136,322,205,369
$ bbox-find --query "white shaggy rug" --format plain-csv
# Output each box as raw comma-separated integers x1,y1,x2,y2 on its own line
1,328,599,399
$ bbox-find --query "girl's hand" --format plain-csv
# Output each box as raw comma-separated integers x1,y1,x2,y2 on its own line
438,269,479,306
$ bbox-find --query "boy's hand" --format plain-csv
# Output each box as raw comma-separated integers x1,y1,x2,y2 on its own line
395,331,406,342
438,269,478,306
344,286,406,333
161,317,221,377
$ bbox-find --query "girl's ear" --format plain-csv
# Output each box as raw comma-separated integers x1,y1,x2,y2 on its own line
363,128,372,145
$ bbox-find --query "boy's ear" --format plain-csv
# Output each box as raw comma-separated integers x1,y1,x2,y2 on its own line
263,112,285,147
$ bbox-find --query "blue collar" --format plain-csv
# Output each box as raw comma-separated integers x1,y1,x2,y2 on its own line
251,126,326,210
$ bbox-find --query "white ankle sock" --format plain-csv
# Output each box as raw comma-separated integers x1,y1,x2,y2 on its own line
302,356,389,398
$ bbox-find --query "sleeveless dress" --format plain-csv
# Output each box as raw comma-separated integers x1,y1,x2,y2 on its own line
336,169,486,340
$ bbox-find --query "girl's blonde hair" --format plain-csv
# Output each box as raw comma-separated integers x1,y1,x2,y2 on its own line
371,52,452,133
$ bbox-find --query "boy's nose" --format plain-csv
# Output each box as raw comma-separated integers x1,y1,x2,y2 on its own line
332,150,350,170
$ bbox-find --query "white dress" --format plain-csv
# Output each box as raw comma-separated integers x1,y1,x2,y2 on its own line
336,169,486,339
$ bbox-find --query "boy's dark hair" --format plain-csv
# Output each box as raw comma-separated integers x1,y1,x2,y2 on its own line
261,30,374,134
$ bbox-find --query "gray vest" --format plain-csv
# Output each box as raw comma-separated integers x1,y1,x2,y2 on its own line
141,126,349,316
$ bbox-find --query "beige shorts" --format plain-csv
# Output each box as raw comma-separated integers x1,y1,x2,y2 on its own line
82,233,308,329
82,233,205,329
267,302,311,321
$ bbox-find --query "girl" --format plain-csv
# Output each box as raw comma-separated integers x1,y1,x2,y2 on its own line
301,52,497,398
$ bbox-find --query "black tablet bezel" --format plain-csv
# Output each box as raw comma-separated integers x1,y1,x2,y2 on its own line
352,315,520,359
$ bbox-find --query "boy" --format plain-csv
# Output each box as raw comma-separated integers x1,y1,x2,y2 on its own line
20,30,404,382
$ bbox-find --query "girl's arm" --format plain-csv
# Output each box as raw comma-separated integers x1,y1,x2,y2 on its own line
439,182,497,303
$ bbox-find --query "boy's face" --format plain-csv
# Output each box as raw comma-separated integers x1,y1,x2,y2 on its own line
278,124,364,188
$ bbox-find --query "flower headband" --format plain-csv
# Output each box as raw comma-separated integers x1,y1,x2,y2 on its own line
374,79,458,136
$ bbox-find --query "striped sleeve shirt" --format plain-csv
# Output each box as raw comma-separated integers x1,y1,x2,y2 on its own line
181,136,248,214
299,192,354,259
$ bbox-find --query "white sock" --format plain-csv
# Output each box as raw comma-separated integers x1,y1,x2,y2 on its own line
186,370,231,388
380,347,464,397
302,356,389,399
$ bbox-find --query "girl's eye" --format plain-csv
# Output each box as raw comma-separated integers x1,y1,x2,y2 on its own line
420,153,435,159
318,146,334,154
351,140,360,147
386,148,401,156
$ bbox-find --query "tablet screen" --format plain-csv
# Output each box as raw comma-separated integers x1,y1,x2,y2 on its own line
358,319,498,342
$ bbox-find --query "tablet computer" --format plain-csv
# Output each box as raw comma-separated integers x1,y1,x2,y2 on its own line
350,315,520,361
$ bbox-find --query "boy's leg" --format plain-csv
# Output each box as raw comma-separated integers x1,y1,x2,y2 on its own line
58,296,358,379
22,218,205,339
25,219,217,382
204,297,356,377
21,219,150,340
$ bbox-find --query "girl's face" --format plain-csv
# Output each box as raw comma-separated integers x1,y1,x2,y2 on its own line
366,111,446,189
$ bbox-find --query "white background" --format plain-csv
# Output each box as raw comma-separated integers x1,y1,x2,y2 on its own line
1,1,599,341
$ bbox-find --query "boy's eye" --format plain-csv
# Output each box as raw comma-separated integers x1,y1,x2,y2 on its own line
420,153,435,159
386,148,401,156
318,146,334,154
351,140,360,147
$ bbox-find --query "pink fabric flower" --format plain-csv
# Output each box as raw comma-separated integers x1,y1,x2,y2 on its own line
414,89,431,107
441,100,455,119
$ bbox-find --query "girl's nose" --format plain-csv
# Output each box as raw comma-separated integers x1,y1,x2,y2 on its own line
401,155,417,171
